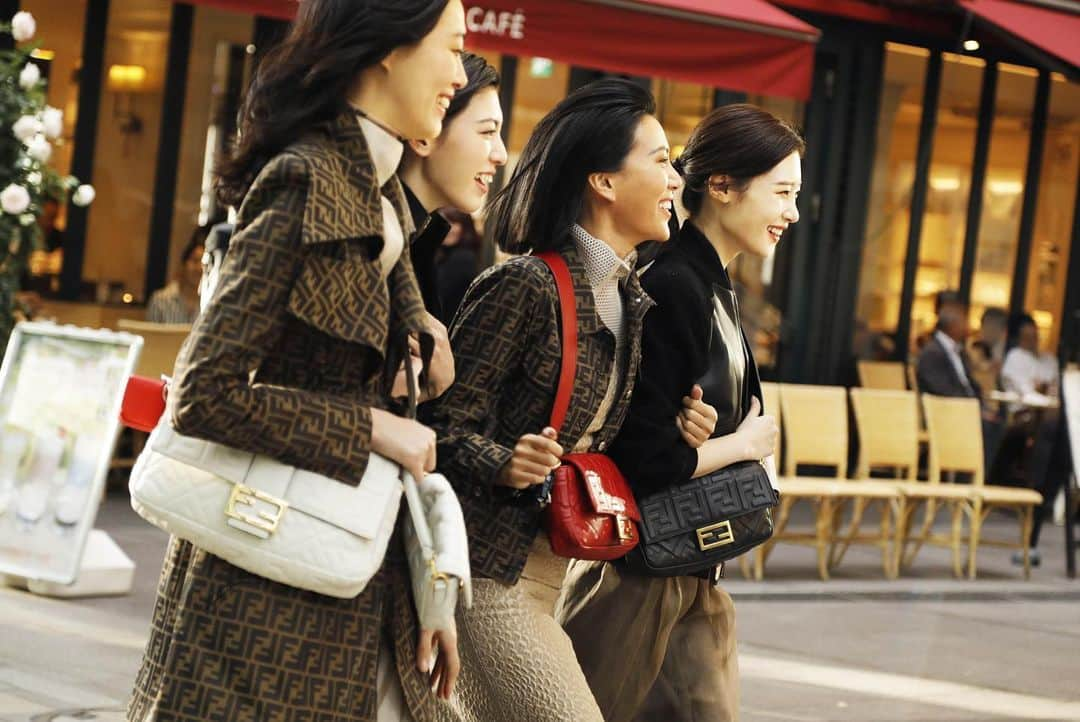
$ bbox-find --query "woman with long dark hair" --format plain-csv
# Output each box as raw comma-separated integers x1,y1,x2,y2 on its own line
557,104,804,722
425,78,715,721
400,51,505,325
128,2,467,720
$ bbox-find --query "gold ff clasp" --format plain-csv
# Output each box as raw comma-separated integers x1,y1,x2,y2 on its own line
696,520,735,551
226,484,288,537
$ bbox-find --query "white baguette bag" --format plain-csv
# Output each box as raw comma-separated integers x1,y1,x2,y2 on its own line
129,417,402,599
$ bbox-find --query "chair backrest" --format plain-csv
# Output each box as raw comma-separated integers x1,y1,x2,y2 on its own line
760,381,782,469
778,384,848,478
921,394,985,485
116,319,191,379
857,360,908,390
849,388,919,480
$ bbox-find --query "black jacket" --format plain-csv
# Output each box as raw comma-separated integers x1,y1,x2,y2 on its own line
916,333,982,399
610,221,761,497
403,183,452,320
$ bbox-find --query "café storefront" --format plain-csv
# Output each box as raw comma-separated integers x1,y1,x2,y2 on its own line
11,0,1080,383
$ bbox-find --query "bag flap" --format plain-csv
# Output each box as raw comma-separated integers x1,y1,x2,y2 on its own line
637,461,777,543
560,454,640,521
149,421,400,539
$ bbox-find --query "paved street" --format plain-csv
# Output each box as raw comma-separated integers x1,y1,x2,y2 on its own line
1,491,1079,722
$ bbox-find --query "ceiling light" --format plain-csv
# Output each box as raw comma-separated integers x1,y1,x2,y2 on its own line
963,39,980,51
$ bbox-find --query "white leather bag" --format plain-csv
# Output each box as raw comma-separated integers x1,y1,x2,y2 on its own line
129,418,402,599
402,471,472,631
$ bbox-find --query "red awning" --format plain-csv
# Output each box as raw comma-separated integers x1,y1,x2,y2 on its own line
958,0,1080,76
181,0,819,100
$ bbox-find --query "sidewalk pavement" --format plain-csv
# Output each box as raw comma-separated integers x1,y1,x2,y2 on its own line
1,491,1078,722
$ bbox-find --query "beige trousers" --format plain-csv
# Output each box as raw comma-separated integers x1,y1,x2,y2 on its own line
436,544,603,722
556,559,740,722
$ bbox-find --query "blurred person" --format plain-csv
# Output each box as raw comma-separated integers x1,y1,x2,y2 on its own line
145,225,209,324
916,290,1003,478
127,1,467,720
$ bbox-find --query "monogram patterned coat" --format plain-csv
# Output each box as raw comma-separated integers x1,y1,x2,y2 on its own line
128,111,440,722
424,243,654,584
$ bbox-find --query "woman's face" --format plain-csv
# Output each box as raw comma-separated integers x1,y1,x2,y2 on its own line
717,150,801,258
383,0,468,140
607,114,682,245
415,86,507,213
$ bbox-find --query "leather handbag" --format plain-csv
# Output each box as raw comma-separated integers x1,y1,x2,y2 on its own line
537,252,641,561
397,352,472,631
120,375,168,433
623,458,779,577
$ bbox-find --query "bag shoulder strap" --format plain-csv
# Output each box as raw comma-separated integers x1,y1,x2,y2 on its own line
536,252,577,435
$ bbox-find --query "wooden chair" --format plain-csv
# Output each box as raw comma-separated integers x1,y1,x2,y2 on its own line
857,361,908,390
762,385,899,580
116,320,191,379
850,388,970,578
738,382,782,579
921,395,1043,579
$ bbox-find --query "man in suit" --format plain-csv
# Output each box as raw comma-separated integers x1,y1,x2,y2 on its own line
916,290,1004,479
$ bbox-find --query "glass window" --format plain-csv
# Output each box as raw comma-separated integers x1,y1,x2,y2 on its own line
909,52,984,350
968,62,1037,327
855,43,928,342
21,0,88,291
505,56,571,175
652,78,712,153
82,0,173,303
1025,74,1080,352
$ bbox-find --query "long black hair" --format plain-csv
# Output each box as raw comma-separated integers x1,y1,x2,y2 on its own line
217,0,449,207
486,78,655,254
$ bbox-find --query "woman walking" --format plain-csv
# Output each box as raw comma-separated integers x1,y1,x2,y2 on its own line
557,104,805,722
425,78,716,721
128,2,468,720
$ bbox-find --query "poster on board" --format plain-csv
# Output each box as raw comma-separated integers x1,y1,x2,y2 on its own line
0,322,141,584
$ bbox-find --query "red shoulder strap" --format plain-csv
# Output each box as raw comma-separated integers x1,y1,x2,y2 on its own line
536,252,577,434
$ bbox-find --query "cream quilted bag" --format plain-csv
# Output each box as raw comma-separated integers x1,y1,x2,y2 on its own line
129,418,402,599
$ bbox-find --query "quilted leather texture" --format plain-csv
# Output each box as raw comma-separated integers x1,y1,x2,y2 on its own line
403,472,471,631
626,460,779,576
546,454,642,561
129,430,402,599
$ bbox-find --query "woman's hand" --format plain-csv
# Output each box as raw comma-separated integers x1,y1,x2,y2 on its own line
417,622,460,701
424,313,455,400
677,384,718,448
495,427,563,489
734,397,778,462
370,408,436,482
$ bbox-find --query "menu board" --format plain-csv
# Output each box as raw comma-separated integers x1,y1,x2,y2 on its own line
0,322,141,584
1065,368,1080,489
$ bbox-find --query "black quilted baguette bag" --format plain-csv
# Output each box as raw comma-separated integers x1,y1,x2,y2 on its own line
623,460,779,577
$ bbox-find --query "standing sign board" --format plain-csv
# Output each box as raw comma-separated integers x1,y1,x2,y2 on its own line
0,323,141,584
1064,367,1080,578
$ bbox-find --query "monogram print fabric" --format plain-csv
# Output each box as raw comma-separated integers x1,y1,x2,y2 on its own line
425,243,654,584
128,111,436,722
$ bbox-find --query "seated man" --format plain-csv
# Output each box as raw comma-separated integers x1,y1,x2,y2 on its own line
916,290,1003,478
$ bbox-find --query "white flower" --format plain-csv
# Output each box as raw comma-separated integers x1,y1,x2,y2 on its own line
26,135,52,163
27,171,42,186
11,11,35,42
19,62,41,90
19,213,36,227
41,106,63,139
1,185,31,215
13,115,41,142
72,184,96,207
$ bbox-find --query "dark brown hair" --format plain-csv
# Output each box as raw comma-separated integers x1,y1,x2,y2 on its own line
216,0,450,207
675,103,805,215
445,52,499,125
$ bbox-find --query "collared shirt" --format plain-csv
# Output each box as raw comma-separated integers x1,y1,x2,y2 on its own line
146,281,198,324
569,223,637,452
1002,346,1058,398
357,115,405,278
934,329,974,395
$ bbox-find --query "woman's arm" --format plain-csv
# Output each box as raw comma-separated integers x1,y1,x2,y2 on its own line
169,153,411,485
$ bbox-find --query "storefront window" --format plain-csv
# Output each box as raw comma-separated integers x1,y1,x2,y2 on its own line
81,0,173,303
653,78,712,152
855,43,928,341
505,56,571,174
968,62,1037,328
910,52,984,349
22,0,87,291
1025,74,1080,352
